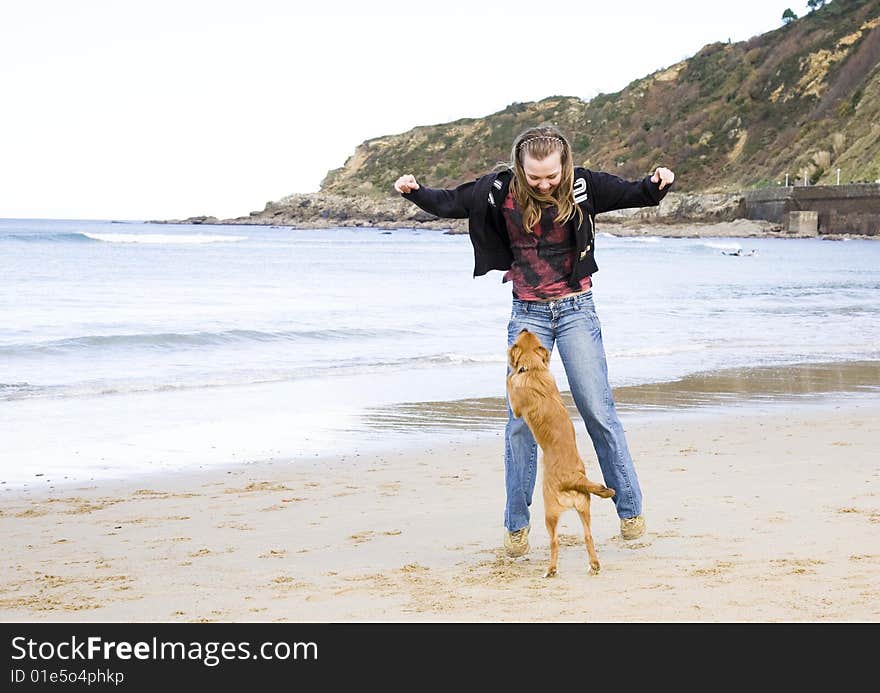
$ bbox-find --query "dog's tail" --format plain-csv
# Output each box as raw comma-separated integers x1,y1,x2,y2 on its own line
563,475,616,499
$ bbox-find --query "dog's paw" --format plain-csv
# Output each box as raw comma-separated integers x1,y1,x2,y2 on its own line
543,567,557,578
589,561,601,575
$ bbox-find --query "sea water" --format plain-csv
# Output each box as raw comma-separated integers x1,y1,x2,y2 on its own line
2,219,879,486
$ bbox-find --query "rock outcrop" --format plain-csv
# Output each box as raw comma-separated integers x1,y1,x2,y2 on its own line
167,190,749,235
160,1,880,237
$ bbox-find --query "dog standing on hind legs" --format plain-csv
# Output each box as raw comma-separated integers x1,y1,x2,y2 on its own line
506,328,616,577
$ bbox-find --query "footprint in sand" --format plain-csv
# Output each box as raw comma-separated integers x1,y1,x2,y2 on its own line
147,536,191,544
610,534,653,549
769,557,825,576
224,482,292,494
348,530,402,544
691,560,735,577
438,474,473,485
259,549,287,559
272,576,313,590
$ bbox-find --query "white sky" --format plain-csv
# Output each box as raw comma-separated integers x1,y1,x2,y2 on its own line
1,0,812,220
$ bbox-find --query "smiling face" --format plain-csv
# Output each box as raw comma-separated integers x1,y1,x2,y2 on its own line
521,150,562,195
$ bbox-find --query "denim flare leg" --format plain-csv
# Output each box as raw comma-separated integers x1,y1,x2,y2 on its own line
504,290,642,532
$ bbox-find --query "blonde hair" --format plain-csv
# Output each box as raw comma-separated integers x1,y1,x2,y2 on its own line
507,125,582,234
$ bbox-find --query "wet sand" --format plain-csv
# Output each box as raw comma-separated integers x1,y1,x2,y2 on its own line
362,359,880,431
1,385,878,622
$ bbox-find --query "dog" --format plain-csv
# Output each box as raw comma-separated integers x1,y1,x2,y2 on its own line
506,328,615,576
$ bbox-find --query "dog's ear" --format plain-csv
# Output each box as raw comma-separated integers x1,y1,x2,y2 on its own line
537,345,550,366
508,344,522,369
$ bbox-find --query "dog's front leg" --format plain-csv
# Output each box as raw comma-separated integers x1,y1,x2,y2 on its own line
507,385,524,420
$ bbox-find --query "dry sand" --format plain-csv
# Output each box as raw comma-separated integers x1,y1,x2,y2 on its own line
1,398,878,623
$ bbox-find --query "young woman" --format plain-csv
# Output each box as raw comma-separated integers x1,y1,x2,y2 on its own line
394,124,674,557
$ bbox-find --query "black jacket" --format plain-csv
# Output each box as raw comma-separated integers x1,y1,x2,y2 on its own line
401,166,672,288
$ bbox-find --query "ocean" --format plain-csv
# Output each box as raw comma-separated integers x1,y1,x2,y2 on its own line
2,218,879,488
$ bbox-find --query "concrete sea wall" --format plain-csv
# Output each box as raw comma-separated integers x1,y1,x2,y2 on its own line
744,184,880,236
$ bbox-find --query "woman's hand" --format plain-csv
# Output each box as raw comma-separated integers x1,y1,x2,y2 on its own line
394,174,420,194
651,167,675,190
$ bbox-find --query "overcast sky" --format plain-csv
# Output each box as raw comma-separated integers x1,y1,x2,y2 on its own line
1,1,813,220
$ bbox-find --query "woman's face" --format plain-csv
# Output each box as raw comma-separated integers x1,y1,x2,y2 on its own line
521,150,562,195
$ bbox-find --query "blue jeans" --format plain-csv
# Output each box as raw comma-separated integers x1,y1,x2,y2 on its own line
504,290,642,531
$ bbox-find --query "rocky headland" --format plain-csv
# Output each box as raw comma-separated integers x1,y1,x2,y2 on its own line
158,190,820,239
156,1,880,241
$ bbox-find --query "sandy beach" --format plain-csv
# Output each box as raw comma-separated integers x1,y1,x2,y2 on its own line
2,395,878,623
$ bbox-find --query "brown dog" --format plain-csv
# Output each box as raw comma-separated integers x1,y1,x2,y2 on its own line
506,328,615,576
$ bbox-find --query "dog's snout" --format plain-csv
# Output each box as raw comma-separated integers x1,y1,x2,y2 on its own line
518,328,531,335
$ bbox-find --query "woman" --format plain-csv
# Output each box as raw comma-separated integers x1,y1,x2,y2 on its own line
394,124,674,557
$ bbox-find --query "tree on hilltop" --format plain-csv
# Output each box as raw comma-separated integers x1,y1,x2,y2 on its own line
782,8,798,23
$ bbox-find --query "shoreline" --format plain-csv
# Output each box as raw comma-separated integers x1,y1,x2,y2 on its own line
363,359,880,432
3,358,878,494
3,358,879,493
2,393,878,623
151,217,880,241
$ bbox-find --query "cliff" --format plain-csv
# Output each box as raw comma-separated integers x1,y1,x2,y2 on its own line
168,0,880,234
